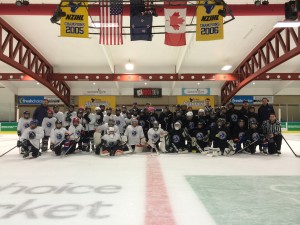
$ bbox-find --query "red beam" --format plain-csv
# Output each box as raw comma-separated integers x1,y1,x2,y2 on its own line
2,73,300,81
0,4,285,16
0,17,70,105
221,27,300,105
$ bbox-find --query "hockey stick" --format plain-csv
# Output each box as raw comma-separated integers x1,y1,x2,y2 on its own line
235,139,260,154
171,143,179,153
184,128,203,153
282,135,300,158
0,146,18,157
61,136,80,158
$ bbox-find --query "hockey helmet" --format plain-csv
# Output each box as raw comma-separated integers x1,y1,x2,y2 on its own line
217,118,225,126
148,106,155,113
153,121,159,131
174,121,182,130
197,120,205,127
175,110,182,117
108,118,115,127
85,106,91,111
30,119,38,128
115,107,121,112
72,117,80,125
55,120,63,128
198,108,205,113
107,127,115,135
227,102,235,108
23,111,30,119
132,118,138,126
68,104,75,110
238,119,245,127
65,132,71,139
95,106,101,111
250,121,258,128
47,109,53,114
186,111,193,120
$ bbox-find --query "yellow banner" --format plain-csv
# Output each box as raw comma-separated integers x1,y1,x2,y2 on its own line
78,96,116,111
196,1,223,41
177,96,215,110
60,1,89,38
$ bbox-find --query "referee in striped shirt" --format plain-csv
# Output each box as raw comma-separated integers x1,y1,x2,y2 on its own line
262,113,282,154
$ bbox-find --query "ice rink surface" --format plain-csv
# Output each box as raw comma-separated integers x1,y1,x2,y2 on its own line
0,133,300,225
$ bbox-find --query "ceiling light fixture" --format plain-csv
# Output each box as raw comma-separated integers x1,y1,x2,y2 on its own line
221,65,232,70
125,60,134,71
16,0,29,6
274,21,300,27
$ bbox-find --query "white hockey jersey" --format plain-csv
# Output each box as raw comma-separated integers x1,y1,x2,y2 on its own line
68,124,84,141
103,114,114,124
113,115,126,134
94,114,104,128
102,133,121,147
148,128,164,145
42,117,57,136
83,113,96,131
50,127,68,145
17,117,32,135
20,126,44,149
54,111,64,122
63,111,77,127
70,115,84,126
124,125,145,145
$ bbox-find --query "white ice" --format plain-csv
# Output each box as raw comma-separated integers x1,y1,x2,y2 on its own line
0,133,300,225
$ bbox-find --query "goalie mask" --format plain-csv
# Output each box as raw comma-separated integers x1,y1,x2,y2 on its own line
107,127,115,138
174,121,181,130
153,121,159,131
186,111,193,120
55,120,63,129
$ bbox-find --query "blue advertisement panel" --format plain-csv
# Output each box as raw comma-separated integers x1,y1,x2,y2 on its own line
17,96,44,105
231,96,254,104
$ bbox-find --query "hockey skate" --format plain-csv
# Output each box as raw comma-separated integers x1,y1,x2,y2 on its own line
212,148,221,157
178,148,188,154
224,147,235,156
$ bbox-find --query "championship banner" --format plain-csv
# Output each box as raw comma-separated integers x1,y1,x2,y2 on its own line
60,1,89,38
196,1,223,41
177,96,214,110
78,96,116,111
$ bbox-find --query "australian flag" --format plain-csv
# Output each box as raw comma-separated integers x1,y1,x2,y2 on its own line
110,0,123,15
130,15,152,41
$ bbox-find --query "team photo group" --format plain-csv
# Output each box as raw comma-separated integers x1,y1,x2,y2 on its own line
16,97,282,158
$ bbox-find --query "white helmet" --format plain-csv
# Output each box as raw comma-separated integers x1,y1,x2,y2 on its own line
95,107,101,111
174,121,181,130
198,109,205,113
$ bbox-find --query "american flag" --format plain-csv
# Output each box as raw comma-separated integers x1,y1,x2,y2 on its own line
99,0,123,45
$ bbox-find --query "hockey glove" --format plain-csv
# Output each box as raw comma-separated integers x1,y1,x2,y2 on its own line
22,139,28,147
17,140,22,147
29,131,36,139
84,114,91,123
17,130,21,136
50,143,54,150
96,119,102,125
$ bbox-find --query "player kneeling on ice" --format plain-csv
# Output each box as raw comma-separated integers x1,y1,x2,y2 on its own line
68,117,85,151
190,120,209,153
244,121,264,154
147,121,168,154
97,127,125,156
20,120,44,158
209,118,231,156
168,121,188,153
17,111,32,154
50,120,68,156
231,119,248,153
124,118,146,153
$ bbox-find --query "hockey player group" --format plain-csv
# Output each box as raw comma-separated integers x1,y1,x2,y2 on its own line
16,101,283,159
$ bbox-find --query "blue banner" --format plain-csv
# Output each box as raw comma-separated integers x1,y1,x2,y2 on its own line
231,96,254,104
17,96,44,105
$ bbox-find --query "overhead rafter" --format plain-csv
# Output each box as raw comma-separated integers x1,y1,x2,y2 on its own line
0,17,70,105
221,27,300,105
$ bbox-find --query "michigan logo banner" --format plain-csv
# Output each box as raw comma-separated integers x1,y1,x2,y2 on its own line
60,1,89,38
78,96,116,111
177,96,214,110
196,1,223,41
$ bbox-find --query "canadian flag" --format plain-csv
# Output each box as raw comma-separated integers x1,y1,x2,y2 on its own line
165,8,186,46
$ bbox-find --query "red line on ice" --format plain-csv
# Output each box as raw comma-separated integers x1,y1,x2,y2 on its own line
145,156,176,225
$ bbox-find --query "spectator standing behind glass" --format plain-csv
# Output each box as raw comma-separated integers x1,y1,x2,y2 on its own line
32,99,49,126
258,97,275,124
